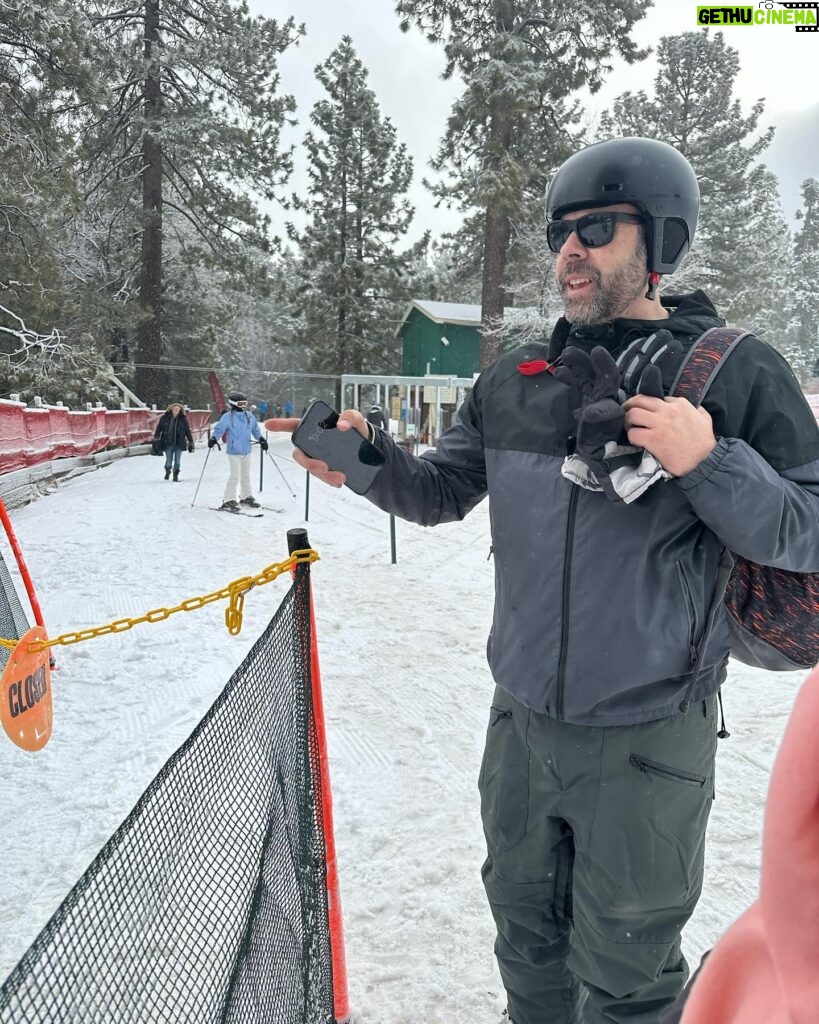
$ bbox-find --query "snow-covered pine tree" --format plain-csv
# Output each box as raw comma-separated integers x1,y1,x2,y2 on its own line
0,301,113,406
599,30,787,330
289,37,417,381
0,0,120,402
395,0,649,367
0,1,84,362
785,179,819,382
79,0,302,404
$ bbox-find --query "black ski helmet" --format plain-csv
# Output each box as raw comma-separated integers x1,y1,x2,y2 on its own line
546,137,699,277
227,392,247,408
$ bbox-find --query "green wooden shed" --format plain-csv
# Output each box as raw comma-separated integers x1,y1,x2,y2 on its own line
397,300,482,378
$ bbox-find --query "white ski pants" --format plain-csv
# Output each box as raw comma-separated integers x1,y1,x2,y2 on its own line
223,453,253,504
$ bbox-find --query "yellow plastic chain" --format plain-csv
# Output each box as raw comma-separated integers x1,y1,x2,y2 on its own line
0,548,319,653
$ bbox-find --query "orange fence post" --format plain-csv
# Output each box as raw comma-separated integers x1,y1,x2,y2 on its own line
288,528,350,1024
0,497,46,629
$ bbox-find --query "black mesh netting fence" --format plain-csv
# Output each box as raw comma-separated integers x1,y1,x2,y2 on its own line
0,549,30,676
0,561,335,1024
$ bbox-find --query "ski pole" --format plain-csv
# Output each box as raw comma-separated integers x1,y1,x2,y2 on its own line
262,445,297,498
191,441,217,508
259,434,265,493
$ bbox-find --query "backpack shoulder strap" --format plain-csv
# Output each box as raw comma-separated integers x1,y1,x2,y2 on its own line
670,326,752,407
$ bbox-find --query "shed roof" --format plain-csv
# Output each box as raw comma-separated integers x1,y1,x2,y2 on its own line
395,299,549,339
396,300,483,335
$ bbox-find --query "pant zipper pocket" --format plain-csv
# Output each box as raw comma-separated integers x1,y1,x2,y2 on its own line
629,754,706,787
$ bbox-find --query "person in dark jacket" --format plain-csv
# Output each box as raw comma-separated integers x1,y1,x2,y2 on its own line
153,401,194,481
365,404,387,431
266,138,819,1023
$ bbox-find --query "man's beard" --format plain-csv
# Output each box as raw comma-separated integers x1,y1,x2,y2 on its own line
557,237,648,325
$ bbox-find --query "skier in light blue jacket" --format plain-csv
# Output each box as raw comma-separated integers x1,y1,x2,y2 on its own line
208,392,268,511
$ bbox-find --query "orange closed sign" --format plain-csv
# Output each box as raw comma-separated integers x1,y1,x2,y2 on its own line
1,626,52,751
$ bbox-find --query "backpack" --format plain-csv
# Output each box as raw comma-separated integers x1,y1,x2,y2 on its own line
670,326,819,672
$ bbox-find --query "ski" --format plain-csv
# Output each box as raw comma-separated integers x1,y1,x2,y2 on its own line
209,506,264,518
255,506,285,513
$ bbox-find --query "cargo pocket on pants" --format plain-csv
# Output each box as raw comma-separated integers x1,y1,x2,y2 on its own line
479,702,529,852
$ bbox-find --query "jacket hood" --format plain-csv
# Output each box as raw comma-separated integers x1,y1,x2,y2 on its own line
547,290,725,361
680,662,819,1024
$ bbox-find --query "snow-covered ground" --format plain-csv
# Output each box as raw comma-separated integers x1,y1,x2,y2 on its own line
0,436,807,1022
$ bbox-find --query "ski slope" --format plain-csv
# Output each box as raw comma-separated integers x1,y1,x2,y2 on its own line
0,436,807,1022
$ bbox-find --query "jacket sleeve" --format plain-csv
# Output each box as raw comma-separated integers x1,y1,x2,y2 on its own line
211,413,226,439
363,378,488,526
251,416,261,441
184,418,193,445
153,413,166,440
676,337,819,571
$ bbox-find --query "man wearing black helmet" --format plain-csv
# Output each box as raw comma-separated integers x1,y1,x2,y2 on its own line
267,137,819,1023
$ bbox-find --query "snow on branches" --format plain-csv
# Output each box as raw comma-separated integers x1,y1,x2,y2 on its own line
0,303,64,361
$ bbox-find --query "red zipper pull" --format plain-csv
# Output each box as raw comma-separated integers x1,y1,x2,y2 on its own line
517,359,554,376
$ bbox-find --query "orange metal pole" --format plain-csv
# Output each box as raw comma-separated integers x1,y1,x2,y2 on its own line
0,497,45,627
308,585,351,1023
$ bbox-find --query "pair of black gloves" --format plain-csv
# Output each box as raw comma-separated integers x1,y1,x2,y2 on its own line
207,437,268,451
554,329,682,504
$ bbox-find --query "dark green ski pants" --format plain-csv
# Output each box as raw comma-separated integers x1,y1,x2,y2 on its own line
479,687,718,1024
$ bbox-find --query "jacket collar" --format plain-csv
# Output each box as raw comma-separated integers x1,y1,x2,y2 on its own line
547,290,725,360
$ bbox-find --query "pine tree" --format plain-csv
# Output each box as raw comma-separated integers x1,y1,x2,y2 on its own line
0,2,85,345
0,1,113,400
395,0,649,366
79,0,302,404
290,37,417,382
600,30,785,326
786,178,819,381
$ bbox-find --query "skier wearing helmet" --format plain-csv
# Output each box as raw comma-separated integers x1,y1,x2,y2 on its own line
209,392,268,511
267,137,819,1023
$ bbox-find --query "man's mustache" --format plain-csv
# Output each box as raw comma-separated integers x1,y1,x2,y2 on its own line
557,263,601,289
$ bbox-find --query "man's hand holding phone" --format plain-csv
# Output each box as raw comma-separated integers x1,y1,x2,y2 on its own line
265,406,378,491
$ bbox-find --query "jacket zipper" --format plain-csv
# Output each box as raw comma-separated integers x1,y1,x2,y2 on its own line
555,486,579,720
629,755,706,787
675,561,701,668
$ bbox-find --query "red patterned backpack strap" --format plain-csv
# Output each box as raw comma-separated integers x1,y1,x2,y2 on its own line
670,326,751,405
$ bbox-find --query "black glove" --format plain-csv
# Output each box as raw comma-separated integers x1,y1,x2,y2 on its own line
187,443,195,453
207,436,218,449
555,346,670,503
259,437,269,451
554,347,625,496
636,363,664,399
615,329,683,397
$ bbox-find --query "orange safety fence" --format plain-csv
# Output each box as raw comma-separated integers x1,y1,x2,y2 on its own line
0,402,211,475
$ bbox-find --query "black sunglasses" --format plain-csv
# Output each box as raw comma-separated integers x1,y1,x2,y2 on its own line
547,212,645,254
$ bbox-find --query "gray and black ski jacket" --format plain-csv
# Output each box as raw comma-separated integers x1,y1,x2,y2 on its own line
365,291,819,725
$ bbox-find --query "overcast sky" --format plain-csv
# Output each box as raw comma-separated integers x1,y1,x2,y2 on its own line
249,0,819,245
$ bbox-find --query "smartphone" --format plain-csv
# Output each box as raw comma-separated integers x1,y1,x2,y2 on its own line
291,400,386,495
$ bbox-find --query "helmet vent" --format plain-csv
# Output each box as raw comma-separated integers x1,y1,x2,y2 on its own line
602,182,623,192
